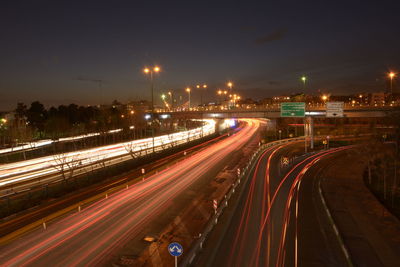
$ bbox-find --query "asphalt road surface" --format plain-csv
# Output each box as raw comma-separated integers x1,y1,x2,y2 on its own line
194,142,351,267
0,119,260,266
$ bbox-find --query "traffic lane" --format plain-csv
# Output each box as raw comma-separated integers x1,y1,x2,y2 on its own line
271,149,351,267
266,142,308,204
193,144,281,267
289,156,347,266
194,142,310,267
0,120,217,188
252,147,352,266
0,130,231,237
0,119,259,266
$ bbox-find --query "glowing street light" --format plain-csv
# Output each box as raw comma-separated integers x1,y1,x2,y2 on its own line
186,87,191,109
301,76,307,90
227,82,233,107
196,84,207,108
321,95,328,101
389,72,396,94
168,91,173,109
143,65,161,153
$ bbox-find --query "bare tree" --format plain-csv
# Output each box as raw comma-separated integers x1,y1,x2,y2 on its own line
168,134,176,148
52,153,81,180
124,142,141,159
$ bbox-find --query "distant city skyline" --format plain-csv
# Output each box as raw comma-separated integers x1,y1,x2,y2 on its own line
0,1,399,110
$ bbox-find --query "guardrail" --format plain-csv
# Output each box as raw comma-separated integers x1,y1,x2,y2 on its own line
181,137,304,266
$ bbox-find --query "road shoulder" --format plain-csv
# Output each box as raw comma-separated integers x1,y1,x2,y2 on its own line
321,152,400,267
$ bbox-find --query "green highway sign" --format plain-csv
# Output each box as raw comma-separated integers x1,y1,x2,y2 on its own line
280,102,305,117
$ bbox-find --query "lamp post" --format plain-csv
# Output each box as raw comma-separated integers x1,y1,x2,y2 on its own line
161,94,168,110
186,87,191,110
143,66,161,153
196,84,207,110
227,82,233,108
168,91,173,110
223,90,227,108
227,82,233,93
301,76,307,91
389,72,396,95
217,90,222,106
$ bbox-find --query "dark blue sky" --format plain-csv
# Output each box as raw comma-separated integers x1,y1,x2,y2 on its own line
0,0,399,109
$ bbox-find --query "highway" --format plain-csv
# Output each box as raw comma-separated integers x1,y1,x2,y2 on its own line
0,119,222,193
0,127,128,155
194,142,352,267
0,119,260,266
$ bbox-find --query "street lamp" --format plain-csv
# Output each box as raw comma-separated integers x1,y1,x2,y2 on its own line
161,94,167,110
227,82,233,92
168,91,173,110
216,90,222,107
196,84,207,109
321,95,328,102
389,72,396,94
143,65,161,153
301,76,307,91
186,87,191,110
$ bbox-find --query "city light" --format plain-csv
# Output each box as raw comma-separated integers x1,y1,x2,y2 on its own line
227,82,233,88
389,72,396,94
186,87,191,109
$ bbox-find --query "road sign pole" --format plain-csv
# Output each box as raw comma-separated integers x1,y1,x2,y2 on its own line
168,242,183,266
304,118,307,153
310,116,314,150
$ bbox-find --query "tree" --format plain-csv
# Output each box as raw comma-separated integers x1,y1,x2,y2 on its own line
124,142,141,159
53,153,81,180
15,103,27,120
27,101,47,135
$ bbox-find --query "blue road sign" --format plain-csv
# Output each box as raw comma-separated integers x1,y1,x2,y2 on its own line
168,242,183,257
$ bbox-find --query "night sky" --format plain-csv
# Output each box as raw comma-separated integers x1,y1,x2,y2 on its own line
0,1,399,110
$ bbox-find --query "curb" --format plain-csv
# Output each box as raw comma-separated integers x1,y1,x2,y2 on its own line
318,179,353,267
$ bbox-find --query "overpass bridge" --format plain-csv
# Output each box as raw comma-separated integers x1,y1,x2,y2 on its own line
157,106,398,119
